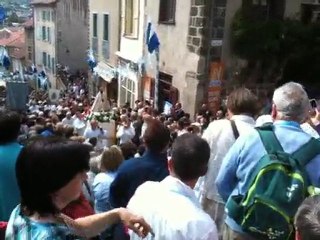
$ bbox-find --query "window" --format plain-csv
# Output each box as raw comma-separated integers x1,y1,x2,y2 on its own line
123,0,139,37
47,11,51,21
125,0,133,35
52,11,55,21
47,54,51,69
103,14,110,60
42,52,47,67
159,0,176,23
52,57,55,74
42,26,46,41
36,26,41,40
28,52,32,60
42,11,46,21
103,14,109,41
47,27,51,43
93,13,98,37
120,77,136,107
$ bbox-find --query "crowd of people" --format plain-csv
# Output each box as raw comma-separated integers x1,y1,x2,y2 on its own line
1,81,320,239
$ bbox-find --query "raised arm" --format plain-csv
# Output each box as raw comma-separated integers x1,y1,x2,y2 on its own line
61,207,153,238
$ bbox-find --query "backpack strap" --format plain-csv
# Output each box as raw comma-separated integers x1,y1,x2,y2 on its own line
256,123,283,153
230,120,240,140
291,138,320,166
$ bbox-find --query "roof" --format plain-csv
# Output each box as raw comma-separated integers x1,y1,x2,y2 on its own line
31,0,57,5
0,28,25,48
23,18,34,29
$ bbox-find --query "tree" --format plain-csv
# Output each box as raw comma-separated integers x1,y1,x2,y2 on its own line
7,12,21,24
231,6,320,94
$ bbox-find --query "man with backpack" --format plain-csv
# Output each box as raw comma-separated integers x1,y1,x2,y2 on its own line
216,82,320,240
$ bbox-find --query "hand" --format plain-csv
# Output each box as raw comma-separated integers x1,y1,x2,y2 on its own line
118,208,153,238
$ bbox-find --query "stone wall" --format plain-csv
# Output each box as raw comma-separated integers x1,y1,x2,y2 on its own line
187,0,208,56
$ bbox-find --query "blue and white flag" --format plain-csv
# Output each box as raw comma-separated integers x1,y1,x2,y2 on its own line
0,47,10,70
146,19,160,53
0,7,6,23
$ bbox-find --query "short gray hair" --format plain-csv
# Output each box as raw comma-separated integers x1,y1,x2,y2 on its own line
273,82,309,122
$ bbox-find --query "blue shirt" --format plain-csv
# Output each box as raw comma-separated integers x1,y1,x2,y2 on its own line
92,171,117,213
6,205,82,239
0,142,22,221
216,121,320,233
109,150,169,208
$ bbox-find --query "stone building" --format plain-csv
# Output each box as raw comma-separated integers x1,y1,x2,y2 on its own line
144,0,207,114
149,0,306,115
32,0,88,88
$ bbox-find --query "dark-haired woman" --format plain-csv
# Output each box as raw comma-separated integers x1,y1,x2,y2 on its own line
5,138,152,239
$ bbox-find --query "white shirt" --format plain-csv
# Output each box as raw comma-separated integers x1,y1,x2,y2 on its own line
62,117,74,126
195,115,255,202
84,127,102,139
255,114,273,127
73,117,86,135
116,125,135,144
84,127,108,150
301,122,320,139
128,176,218,240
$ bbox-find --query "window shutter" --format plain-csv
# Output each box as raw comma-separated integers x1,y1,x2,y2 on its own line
37,26,42,40
51,28,54,45
47,27,51,43
121,1,125,35
47,54,51,69
52,57,55,73
42,26,46,41
133,0,139,37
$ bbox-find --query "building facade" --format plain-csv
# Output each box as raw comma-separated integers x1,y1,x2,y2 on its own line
116,0,145,108
32,0,88,88
145,0,207,114
88,0,120,109
23,18,35,68
33,0,57,88
112,0,309,115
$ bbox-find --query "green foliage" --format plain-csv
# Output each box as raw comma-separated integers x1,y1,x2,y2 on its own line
7,12,22,23
231,10,283,61
231,7,320,89
85,111,117,123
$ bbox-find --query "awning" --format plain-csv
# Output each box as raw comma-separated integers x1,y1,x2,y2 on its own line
93,62,115,83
